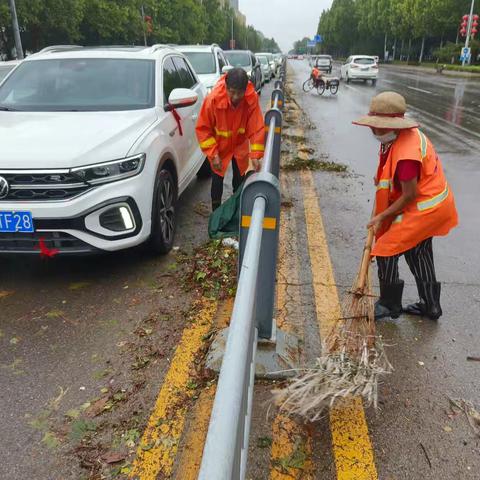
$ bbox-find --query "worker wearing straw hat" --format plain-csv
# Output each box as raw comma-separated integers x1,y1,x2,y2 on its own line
353,92,458,321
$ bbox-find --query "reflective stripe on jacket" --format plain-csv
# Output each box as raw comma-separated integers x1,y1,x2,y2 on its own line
195,75,265,177
373,128,458,257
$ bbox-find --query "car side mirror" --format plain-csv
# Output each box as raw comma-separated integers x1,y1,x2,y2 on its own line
222,65,234,74
166,88,198,110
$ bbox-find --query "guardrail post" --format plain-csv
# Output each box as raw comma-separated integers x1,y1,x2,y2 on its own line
264,108,282,179
239,173,280,340
270,88,284,110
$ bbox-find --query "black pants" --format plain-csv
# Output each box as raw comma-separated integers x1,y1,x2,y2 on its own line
211,158,244,204
376,238,437,284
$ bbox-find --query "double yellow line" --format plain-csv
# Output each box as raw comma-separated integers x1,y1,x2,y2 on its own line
130,169,377,479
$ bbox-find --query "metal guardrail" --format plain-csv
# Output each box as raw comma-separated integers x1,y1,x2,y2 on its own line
198,59,287,480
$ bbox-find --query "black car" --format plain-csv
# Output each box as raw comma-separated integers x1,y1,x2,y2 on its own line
224,50,262,94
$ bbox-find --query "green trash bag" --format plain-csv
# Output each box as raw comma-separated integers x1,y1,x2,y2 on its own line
208,185,243,239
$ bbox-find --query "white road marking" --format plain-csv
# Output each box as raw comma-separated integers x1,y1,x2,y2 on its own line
407,86,435,95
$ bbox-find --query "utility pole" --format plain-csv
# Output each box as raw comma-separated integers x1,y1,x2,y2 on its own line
231,15,234,50
463,0,476,66
8,0,24,60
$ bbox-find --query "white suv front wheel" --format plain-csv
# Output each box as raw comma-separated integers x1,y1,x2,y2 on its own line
150,169,177,254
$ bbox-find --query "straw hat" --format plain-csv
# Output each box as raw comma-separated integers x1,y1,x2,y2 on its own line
353,91,419,129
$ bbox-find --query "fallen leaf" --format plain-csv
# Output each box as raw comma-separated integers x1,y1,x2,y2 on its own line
418,361,425,366
46,309,64,319
42,431,60,449
68,281,91,291
102,451,126,464
9,337,19,345
65,409,80,419
443,426,452,432
0,290,14,300
85,396,110,418
69,419,97,441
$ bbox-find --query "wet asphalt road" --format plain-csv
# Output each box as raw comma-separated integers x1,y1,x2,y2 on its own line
289,60,480,478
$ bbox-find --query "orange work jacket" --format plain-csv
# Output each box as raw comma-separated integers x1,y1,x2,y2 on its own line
373,128,458,257
312,67,321,80
195,76,265,177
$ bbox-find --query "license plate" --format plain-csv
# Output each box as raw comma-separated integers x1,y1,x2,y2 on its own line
0,211,34,233
361,67,369,71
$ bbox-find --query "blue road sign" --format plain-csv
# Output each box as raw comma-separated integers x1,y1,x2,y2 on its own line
314,34,323,43
307,40,316,48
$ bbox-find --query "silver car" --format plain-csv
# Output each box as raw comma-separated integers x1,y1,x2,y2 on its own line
255,54,272,84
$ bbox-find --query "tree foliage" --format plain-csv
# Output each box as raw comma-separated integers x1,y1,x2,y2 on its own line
0,0,280,59
299,0,477,63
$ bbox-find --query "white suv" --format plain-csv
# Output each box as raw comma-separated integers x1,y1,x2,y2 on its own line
340,55,378,85
178,44,230,94
0,45,207,255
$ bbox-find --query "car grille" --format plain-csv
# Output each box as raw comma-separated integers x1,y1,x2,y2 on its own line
0,170,91,201
0,231,97,254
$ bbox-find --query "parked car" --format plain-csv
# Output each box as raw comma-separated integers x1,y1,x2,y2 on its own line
340,55,378,85
256,52,277,76
178,44,230,94
0,60,20,83
274,53,283,69
314,54,333,74
224,50,262,93
0,45,208,255
255,54,273,84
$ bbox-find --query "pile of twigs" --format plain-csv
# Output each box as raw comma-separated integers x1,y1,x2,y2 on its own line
274,229,393,421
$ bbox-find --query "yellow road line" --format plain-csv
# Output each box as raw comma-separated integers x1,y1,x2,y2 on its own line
173,298,233,479
173,386,216,480
129,298,218,480
270,175,313,480
301,169,378,480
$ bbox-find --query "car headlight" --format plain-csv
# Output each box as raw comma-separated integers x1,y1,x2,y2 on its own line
71,153,146,186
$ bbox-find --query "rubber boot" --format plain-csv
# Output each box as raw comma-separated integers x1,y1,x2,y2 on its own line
375,280,404,320
405,281,442,320
212,200,221,212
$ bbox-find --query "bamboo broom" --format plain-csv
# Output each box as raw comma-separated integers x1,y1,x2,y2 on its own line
274,226,393,422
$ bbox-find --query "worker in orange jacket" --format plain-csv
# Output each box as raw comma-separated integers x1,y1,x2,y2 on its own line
195,68,265,211
353,92,458,321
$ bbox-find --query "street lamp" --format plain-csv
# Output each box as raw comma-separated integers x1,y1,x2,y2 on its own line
8,0,23,59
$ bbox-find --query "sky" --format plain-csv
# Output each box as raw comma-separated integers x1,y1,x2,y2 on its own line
239,0,333,52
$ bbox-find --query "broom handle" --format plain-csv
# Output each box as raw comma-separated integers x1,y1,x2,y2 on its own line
355,200,377,293
355,227,375,292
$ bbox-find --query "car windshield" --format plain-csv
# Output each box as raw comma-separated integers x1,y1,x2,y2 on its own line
257,56,268,65
225,52,250,67
0,58,155,111
318,56,331,60
0,65,15,83
354,58,375,65
182,52,216,75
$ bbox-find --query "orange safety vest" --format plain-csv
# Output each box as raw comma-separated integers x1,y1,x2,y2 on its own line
312,67,321,80
195,76,265,177
373,128,458,257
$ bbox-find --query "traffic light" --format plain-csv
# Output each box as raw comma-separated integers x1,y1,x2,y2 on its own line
472,14,479,38
144,15,153,34
460,14,469,37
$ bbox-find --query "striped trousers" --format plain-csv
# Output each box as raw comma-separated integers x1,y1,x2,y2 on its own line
376,238,437,284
